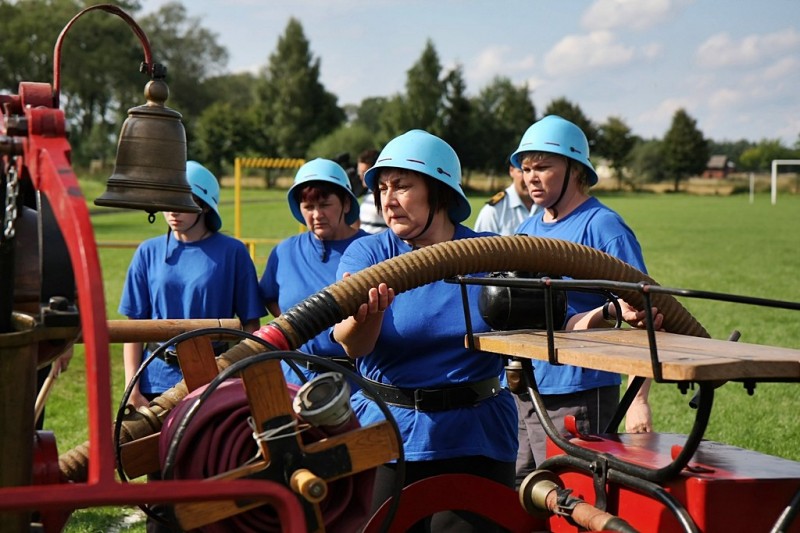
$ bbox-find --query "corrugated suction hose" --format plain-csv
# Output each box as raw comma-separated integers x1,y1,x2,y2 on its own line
59,235,708,482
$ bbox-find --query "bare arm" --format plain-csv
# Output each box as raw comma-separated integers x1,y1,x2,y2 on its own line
624,377,653,433
565,299,664,331
242,318,261,334
266,301,281,319
333,281,394,359
566,299,660,433
122,332,148,409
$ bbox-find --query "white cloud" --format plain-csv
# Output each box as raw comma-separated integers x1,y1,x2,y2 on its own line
544,31,635,76
463,45,537,90
635,96,694,136
640,43,663,60
707,88,742,110
472,45,536,77
582,0,693,32
696,28,800,68
761,56,798,81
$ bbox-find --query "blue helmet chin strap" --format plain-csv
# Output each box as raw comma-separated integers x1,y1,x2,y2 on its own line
403,182,438,245
547,159,572,221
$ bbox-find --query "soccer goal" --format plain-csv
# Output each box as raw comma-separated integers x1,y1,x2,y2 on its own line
770,159,800,205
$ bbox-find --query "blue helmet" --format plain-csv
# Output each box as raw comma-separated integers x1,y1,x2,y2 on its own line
186,161,222,231
364,129,470,223
287,158,360,225
509,115,598,186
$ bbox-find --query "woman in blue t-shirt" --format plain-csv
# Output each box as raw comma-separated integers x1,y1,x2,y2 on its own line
510,115,663,486
333,130,517,532
259,158,368,388
119,161,266,410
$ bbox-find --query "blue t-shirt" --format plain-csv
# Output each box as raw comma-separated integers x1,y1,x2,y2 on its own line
337,225,518,462
515,196,648,394
119,232,266,394
260,230,368,387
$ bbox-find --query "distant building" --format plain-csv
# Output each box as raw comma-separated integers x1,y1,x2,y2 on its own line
703,155,734,179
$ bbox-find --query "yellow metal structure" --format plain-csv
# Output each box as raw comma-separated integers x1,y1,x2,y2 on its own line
233,157,305,238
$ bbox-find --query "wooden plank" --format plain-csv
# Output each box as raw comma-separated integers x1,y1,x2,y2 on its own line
173,462,272,530
119,433,161,479
472,329,800,381
303,421,400,481
177,336,219,392
242,360,299,462
104,318,242,343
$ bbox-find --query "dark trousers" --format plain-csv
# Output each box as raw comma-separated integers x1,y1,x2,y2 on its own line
372,455,515,532
515,385,620,488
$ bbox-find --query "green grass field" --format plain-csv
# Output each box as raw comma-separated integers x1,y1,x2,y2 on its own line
45,181,800,531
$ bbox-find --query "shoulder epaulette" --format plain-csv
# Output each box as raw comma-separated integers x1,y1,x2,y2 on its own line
486,190,506,206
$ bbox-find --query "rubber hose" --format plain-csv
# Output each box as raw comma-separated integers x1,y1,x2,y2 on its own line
273,235,709,347
59,235,708,481
158,378,372,532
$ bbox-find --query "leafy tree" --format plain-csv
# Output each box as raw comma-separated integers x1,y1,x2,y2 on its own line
306,123,376,162
193,71,270,171
471,76,536,172
194,101,264,177
542,97,597,146
376,95,409,145
627,139,667,186
738,139,797,172
376,39,446,139
7,0,146,164
0,1,228,166
256,17,344,157
596,116,635,190
353,96,390,142
402,39,446,133
662,108,709,191
439,65,478,170
139,2,228,123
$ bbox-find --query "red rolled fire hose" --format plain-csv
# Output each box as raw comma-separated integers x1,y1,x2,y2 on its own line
159,378,373,532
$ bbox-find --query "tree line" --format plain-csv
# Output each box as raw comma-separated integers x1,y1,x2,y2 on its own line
3,0,799,191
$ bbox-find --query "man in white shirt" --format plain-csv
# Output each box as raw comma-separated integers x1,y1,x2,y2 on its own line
474,160,540,235
356,148,387,234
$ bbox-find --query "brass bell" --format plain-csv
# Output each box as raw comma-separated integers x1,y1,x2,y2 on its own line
95,78,200,214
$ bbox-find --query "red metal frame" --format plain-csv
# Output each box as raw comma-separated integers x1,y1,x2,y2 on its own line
0,82,307,531
363,474,547,533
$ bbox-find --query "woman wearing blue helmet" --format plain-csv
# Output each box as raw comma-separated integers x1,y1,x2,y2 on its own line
333,130,517,532
120,160,265,411
259,158,368,389
511,116,660,487
119,160,266,532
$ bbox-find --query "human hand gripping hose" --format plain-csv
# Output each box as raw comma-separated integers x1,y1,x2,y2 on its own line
57,236,708,492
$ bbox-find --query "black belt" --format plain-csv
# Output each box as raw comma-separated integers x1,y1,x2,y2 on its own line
302,357,355,373
363,377,500,411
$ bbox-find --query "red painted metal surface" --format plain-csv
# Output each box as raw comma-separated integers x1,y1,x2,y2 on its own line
545,433,800,532
363,473,548,533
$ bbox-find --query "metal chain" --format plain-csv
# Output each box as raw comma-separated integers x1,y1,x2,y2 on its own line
3,161,19,240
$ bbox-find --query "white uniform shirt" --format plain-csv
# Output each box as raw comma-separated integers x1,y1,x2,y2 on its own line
473,183,540,236
359,194,387,234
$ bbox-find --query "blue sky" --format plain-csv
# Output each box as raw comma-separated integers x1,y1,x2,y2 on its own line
142,0,800,146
